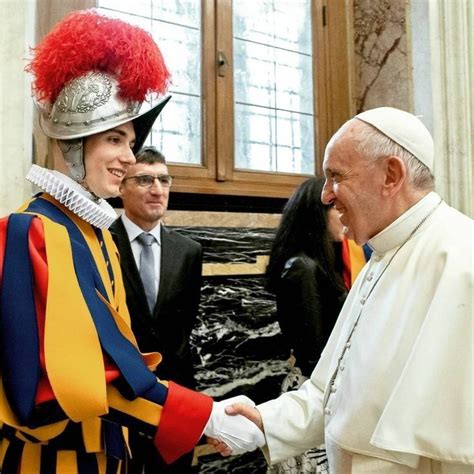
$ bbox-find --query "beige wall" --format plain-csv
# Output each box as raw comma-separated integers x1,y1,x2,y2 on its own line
0,0,95,216
353,0,411,112
0,0,35,215
429,0,473,217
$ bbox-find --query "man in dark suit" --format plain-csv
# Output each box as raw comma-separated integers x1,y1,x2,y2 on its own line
110,146,202,473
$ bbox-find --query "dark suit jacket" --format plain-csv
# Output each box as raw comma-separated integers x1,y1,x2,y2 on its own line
110,217,202,389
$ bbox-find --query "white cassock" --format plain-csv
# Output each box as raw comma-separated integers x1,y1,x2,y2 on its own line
258,192,474,473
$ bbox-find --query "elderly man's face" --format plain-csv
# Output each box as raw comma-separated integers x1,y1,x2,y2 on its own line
321,124,386,245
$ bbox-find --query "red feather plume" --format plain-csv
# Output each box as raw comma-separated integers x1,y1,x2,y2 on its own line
26,10,170,104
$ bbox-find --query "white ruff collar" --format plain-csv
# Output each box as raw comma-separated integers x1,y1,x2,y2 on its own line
26,164,117,229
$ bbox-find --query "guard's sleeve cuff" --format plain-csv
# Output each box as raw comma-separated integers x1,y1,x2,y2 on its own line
154,381,213,464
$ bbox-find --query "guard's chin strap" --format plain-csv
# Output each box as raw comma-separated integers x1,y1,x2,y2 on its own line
58,138,86,182
57,138,102,203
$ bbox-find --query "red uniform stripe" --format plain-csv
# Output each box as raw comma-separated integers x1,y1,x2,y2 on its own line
154,381,212,464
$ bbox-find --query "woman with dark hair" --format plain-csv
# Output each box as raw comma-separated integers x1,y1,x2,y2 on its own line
266,177,348,473
267,177,348,378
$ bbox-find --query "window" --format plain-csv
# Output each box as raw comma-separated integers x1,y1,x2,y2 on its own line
97,0,352,198
233,1,314,175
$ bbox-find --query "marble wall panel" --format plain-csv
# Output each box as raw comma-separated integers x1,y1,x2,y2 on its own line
172,225,288,472
164,210,281,229
354,0,411,112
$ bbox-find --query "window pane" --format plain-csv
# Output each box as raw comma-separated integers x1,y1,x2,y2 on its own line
276,110,314,174
148,94,201,165
96,8,152,30
152,20,200,97
152,0,200,28
233,0,312,54
273,0,312,53
235,104,276,171
235,104,314,174
99,0,151,18
97,1,201,166
275,49,313,115
233,0,314,174
234,40,276,109
233,1,277,47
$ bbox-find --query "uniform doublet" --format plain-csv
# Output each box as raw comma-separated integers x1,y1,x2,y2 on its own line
0,193,212,473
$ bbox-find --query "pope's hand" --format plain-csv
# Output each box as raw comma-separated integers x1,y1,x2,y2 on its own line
204,395,265,455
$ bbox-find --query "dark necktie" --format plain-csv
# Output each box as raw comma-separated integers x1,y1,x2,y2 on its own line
137,232,156,312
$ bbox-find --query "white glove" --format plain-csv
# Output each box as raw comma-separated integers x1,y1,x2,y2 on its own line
204,395,265,455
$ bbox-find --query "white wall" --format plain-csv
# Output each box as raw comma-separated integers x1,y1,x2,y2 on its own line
410,0,473,217
410,0,434,134
427,0,473,217
0,0,36,216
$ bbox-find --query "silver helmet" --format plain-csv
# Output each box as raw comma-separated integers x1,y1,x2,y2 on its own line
38,70,170,181
28,9,171,183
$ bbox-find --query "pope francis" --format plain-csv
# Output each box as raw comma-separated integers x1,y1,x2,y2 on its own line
210,107,474,474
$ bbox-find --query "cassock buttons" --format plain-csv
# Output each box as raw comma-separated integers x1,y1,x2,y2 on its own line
324,408,332,416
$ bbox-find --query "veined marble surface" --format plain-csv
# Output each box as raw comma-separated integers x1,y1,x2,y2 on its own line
174,226,288,472
354,0,410,112
193,275,287,399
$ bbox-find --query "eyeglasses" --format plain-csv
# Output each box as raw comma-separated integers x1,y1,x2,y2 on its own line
124,174,173,188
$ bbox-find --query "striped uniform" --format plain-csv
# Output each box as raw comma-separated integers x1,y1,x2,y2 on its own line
0,194,212,473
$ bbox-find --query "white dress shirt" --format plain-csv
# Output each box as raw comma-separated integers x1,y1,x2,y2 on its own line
121,213,162,297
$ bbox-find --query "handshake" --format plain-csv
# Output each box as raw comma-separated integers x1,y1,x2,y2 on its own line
204,395,266,456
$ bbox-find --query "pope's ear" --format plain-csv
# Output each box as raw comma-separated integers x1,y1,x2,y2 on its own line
382,155,406,197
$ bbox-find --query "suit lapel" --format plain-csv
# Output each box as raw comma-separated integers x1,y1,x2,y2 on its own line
154,226,180,318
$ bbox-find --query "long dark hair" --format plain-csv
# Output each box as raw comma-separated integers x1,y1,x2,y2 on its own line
266,177,344,293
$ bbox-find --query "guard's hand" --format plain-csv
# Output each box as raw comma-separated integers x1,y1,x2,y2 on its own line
207,436,233,457
204,395,265,455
